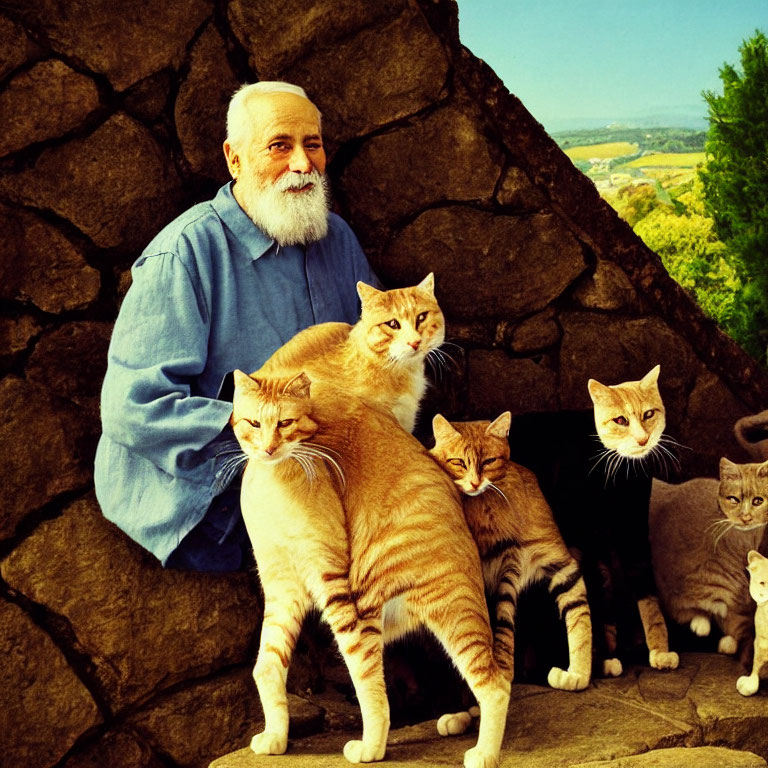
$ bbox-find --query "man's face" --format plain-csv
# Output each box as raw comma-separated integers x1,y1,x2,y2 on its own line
224,92,330,245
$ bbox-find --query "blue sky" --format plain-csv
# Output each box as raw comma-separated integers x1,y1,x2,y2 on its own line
456,0,767,132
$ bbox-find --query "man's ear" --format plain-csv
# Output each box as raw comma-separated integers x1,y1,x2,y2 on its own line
223,141,240,179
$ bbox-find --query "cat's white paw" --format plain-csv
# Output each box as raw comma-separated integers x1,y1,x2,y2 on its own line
690,616,711,637
737,674,760,697
547,666,589,691
250,730,288,755
437,711,473,736
463,745,499,768
343,738,386,763
602,658,623,677
649,650,679,670
718,635,738,655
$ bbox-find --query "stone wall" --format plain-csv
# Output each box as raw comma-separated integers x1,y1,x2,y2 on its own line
1,2,767,768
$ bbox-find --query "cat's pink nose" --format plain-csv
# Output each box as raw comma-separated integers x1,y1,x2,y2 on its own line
264,446,275,456
408,340,420,350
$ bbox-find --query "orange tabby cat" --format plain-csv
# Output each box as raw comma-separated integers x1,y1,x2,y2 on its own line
231,369,510,768
256,273,444,432
428,412,592,734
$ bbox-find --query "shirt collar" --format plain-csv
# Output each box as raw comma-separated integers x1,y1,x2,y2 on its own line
212,181,275,261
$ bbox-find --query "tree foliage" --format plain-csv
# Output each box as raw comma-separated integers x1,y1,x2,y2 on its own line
699,29,768,359
630,178,743,334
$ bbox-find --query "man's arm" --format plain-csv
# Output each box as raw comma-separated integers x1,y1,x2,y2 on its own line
100,250,232,479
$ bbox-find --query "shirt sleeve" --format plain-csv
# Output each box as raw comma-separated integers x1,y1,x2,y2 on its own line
100,250,233,479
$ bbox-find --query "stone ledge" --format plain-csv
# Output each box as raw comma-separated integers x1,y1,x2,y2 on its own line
209,653,768,768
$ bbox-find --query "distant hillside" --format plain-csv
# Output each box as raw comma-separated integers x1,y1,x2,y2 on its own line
543,105,708,134
553,126,706,154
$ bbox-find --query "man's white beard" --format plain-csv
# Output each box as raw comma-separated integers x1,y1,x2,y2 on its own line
240,170,330,246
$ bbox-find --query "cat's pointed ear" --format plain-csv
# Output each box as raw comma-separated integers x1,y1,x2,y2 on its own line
417,272,435,296
587,378,612,406
747,550,764,570
486,411,511,439
757,459,768,478
282,372,311,399
233,369,260,392
357,281,383,306
720,456,741,480
432,413,460,442
641,364,661,390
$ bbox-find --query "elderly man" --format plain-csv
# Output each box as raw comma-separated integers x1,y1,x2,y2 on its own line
95,82,377,571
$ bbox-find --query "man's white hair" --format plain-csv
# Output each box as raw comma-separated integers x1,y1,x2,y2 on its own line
226,81,321,152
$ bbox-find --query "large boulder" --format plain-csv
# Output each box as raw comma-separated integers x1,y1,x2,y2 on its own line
0,599,101,768
0,113,182,251
1,495,262,711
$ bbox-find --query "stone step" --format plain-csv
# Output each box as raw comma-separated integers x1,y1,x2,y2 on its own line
210,653,768,768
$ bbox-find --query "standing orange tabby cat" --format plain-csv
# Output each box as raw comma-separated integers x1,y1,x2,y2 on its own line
231,370,510,768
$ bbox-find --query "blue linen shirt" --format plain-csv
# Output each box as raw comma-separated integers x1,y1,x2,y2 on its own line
94,182,377,565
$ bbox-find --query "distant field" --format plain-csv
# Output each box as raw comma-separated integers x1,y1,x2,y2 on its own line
564,142,638,160
624,152,706,168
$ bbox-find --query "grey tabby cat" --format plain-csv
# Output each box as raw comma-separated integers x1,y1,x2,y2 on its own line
650,457,768,656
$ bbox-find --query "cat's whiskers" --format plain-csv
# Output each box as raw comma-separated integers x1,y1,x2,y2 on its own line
426,348,451,381
709,518,737,550
426,345,462,382
486,481,511,507
294,441,346,488
653,440,682,472
215,451,249,491
588,447,615,478
290,451,318,483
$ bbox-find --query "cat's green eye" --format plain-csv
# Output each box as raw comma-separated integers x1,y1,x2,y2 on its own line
448,458,467,469
753,497,764,506
278,419,295,428
416,311,428,327
385,319,400,330
246,419,261,429
643,409,656,420
613,416,629,427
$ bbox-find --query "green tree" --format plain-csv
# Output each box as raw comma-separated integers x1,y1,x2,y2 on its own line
634,184,742,335
699,29,768,359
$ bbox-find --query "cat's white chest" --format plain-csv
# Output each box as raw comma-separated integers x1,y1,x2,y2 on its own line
392,369,426,433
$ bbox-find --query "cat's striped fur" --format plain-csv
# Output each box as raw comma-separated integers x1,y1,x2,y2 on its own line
429,412,592,734
231,371,510,768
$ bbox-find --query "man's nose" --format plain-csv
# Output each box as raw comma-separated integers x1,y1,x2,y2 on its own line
289,145,312,174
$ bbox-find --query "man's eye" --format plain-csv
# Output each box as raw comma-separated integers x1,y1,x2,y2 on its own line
305,142,323,151
448,458,467,469
278,419,295,428
613,416,629,426
386,319,400,330
269,142,289,152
